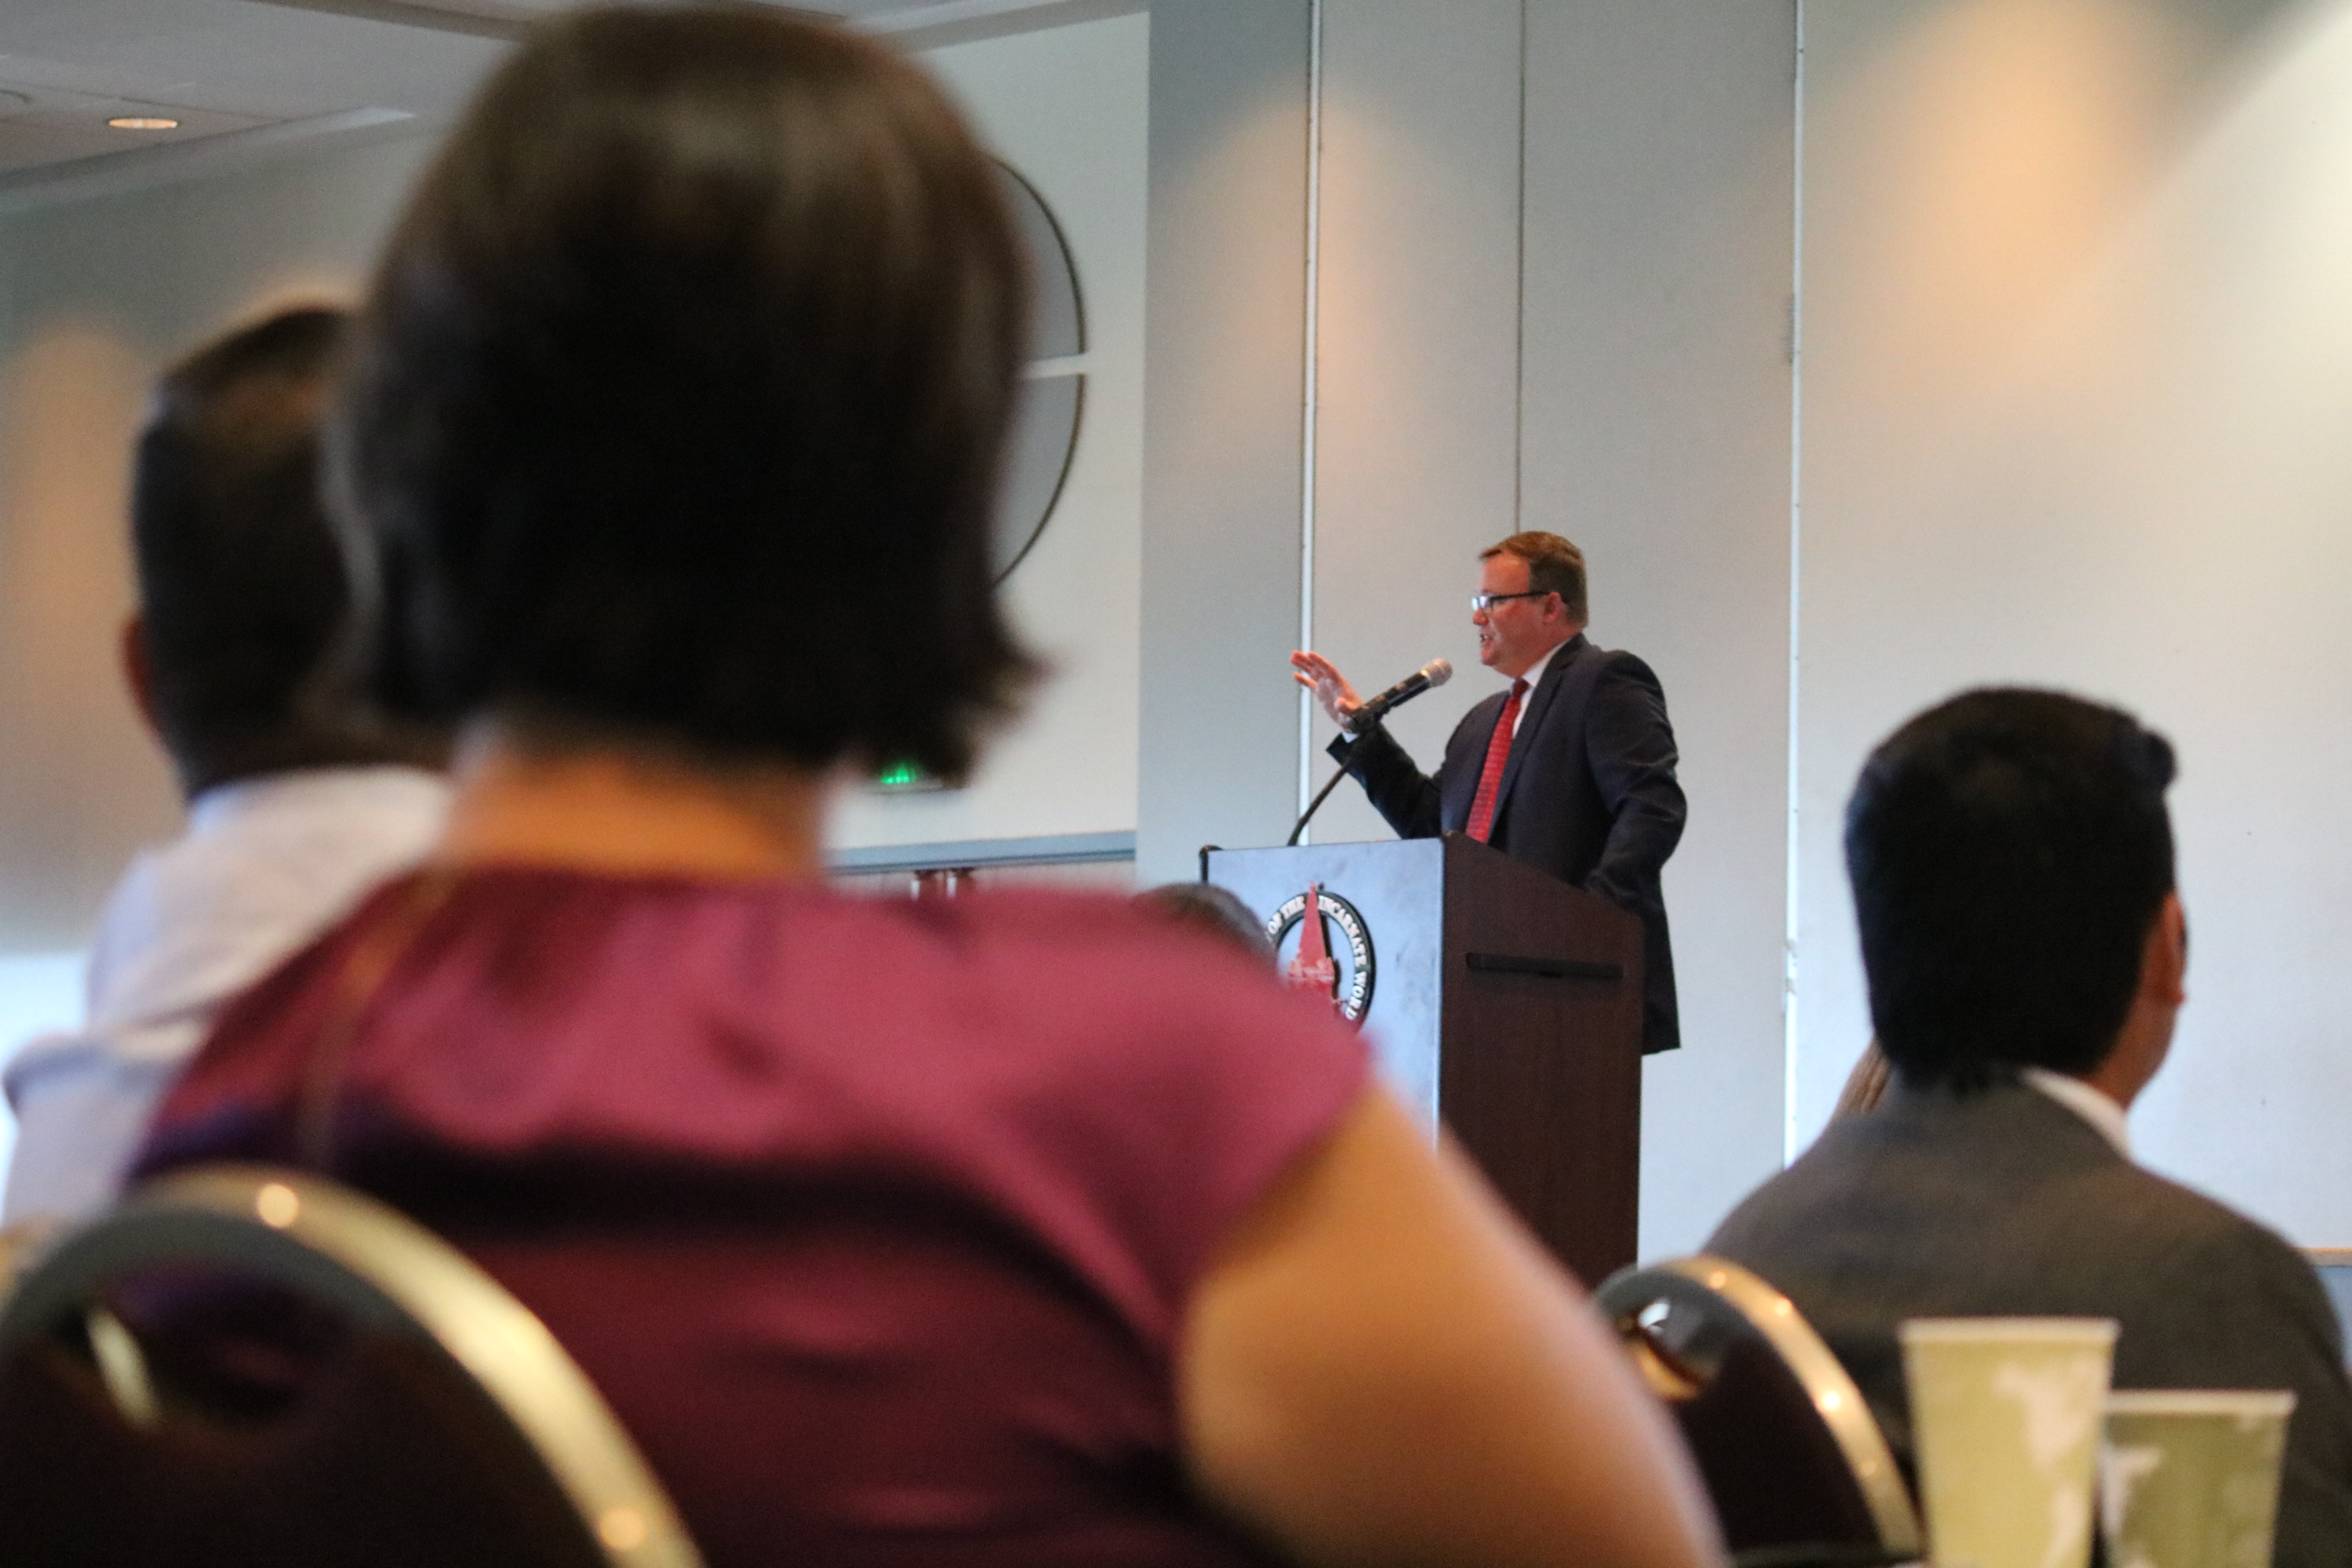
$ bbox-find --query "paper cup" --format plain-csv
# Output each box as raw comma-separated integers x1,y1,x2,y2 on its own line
1900,1317,2118,1568
2101,1390,2295,1568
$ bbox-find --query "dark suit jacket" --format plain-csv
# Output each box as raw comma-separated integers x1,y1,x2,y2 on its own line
1329,633,1687,1051
1707,1079,2352,1568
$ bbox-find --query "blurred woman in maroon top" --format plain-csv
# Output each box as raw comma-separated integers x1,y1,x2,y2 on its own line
133,9,1719,1568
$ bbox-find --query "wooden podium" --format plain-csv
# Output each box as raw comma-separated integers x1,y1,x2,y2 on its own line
1207,834,1645,1283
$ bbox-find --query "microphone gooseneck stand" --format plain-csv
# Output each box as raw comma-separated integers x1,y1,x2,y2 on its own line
1287,764,1351,846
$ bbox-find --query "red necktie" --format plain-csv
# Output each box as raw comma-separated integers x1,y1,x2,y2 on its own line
1465,678,1528,843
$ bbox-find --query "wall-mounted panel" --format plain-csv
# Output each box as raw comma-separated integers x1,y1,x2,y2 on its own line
1136,0,1314,884
1304,0,1526,850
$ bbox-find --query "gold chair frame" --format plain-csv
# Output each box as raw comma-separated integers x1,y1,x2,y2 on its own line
0,1163,704,1568
1596,1253,1922,1562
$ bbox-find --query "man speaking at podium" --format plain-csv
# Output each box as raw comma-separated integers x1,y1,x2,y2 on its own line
1290,532,1687,1053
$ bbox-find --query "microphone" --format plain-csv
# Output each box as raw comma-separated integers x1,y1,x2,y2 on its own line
1343,658,1453,734
1290,658,1455,846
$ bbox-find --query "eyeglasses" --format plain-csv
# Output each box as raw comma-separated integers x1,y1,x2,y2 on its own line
1471,590,1551,613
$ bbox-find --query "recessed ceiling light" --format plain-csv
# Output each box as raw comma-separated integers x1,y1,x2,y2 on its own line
107,116,179,130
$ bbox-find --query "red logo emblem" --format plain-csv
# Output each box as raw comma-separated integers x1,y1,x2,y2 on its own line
1284,883,1340,1001
1268,884,1377,1023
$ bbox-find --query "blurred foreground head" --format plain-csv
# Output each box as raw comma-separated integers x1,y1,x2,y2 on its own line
1845,688,2177,1092
333,5,1036,780
136,306,434,798
1134,884,1278,966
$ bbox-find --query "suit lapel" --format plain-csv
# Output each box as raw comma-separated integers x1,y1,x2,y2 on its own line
1491,635,1585,824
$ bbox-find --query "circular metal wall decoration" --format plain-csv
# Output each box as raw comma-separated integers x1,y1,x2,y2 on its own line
864,164,1085,798
993,160,1085,584
1268,888,1377,1024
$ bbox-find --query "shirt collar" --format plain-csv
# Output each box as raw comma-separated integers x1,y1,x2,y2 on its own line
187,765,447,836
1513,635,1572,693
2018,1066,2132,1157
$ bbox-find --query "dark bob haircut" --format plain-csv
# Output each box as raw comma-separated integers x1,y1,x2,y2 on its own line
1845,688,2177,1092
332,5,1036,778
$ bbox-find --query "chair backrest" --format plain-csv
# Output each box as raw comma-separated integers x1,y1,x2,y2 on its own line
1596,1254,1920,1568
0,1163,703,1568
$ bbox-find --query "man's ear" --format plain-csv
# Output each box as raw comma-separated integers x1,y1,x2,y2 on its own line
120,614,162,741
2145,891,2188,1008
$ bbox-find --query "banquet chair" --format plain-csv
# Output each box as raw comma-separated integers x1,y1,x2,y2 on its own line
1596,1255,1920,1568
0,1163,703,1568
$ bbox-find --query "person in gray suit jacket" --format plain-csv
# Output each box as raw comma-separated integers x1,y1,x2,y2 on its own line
1707,688,2352,1567
1290,532,1687,1052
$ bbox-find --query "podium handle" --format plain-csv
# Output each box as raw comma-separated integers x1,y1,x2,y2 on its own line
1465,952,1623,982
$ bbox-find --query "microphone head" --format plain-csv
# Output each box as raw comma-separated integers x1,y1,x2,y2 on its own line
1423,658,1453,688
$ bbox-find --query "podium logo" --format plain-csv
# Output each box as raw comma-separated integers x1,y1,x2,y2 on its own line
1268,884,1376,1024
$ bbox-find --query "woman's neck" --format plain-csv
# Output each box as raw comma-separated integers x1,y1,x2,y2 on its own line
435,720,832,883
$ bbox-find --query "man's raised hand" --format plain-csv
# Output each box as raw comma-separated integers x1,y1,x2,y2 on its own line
1289,650,1363,729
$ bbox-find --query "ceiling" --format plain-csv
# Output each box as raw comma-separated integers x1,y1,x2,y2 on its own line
0,0,1131,200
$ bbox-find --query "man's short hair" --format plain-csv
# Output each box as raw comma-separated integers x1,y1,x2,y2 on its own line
1480,532,1588,623
334,6,1036,781
134,307,362,793
1845,688,2177,1091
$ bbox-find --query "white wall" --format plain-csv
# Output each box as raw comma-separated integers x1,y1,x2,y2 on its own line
1795,0,2352,1246
1136,0,1314,883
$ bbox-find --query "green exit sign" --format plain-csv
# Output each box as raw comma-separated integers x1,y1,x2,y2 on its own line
874,760,948,793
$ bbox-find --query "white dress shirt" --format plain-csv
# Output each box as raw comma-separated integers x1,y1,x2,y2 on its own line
2,766,449,1222
2019,1065,2132,1158
1507,637,1570,740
